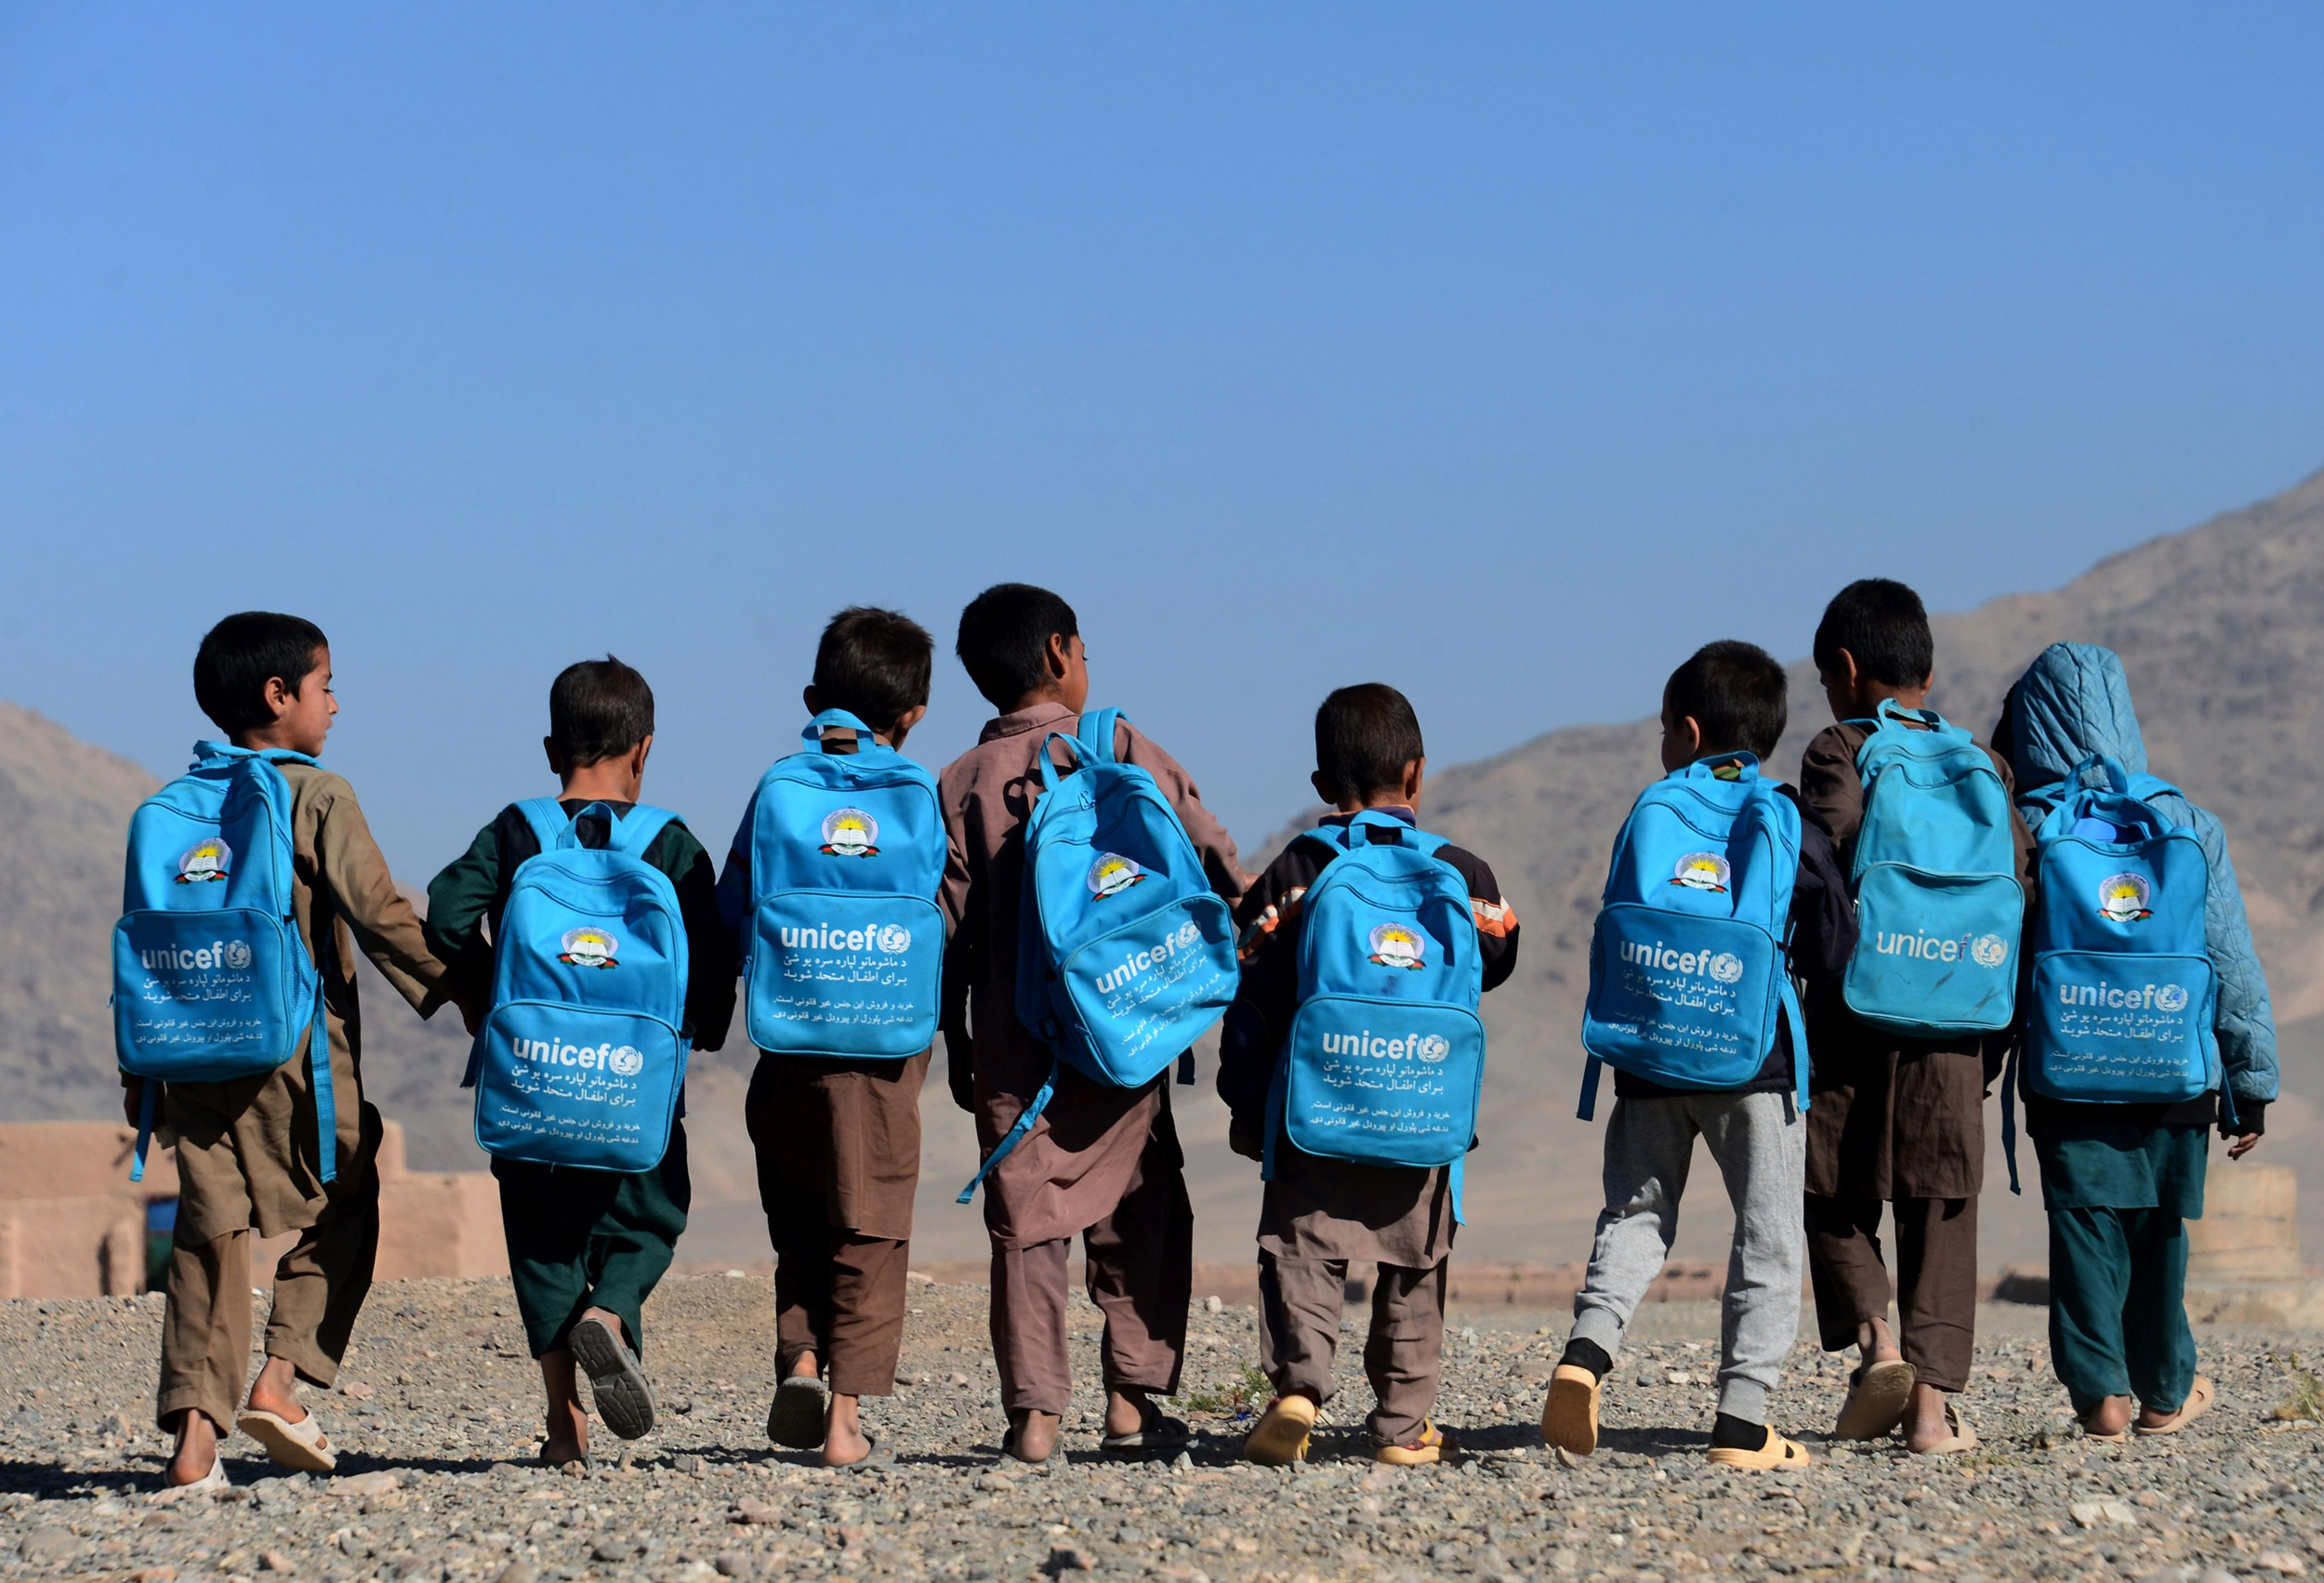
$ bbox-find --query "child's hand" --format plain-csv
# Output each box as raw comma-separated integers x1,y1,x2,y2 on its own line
2225,1131,2263,1160
1229,1115,1264,1161
944,1035,976,1113
121,1078,147,1128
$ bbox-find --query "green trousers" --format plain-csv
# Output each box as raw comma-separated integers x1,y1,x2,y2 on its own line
2047,1205,2197,1418
493,1123,691,1360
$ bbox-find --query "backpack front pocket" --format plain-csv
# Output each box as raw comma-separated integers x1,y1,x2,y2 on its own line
1581,904,1778,1089
746,890,944,1058
113,906,306,1080
1843,864,2023,1035
1054,892,1237,1087
473,1002,687,1172
1283,995,1485,1168
2027,951,2214,1104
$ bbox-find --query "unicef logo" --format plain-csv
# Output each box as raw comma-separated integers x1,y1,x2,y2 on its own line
608,1046,644,1076
1415,1036,1450,1064
1173,922,1201,948
1707,953,1744,984
223,941,253,970
874,924,912,954
1971,934,2009,970
2155,984,2189,1013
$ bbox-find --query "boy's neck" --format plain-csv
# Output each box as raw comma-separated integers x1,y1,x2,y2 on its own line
229,727,312,755
1005,686,1078,716
561,764,642,804
1845,682,1928,718
1334,795,1415,815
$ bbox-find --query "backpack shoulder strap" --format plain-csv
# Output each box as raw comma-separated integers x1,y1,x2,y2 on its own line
1076,707,1124,766
605,802,679,859
799,708,897,759
517,798,571,854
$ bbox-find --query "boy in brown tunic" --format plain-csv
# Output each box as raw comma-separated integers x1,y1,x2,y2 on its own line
125,613,463,1488
1220,685,1520,1467
939,584,1247,1464
1800,579,2034,1455
718,608,938,1468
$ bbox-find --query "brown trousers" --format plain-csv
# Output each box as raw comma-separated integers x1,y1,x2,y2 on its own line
156,1167,379,1433
1258,1250,1446,1446
774,1227,910,1397
989,1130,1193,1417
1804,1193,1978,1392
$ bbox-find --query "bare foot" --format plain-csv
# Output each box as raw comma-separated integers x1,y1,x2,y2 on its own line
540,1351,591,1465
1856,1317,1905,1367
1007,1407,1061,1463
245,1356,309,1425
1104,1388,1150,1439
166,1410,221,1486
789,1349,821,1381
1901,1383,1955,1452
823,1392,871,1467
2081,1394,2134,1437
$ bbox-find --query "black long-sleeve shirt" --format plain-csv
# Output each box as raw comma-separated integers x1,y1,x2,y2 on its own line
1215,807,1520,1129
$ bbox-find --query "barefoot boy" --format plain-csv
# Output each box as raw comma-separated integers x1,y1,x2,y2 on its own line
1220,683,1521,1467
427,656,734,1466
939,583,1246,1463
131,613,462,1488
718,607,939,1468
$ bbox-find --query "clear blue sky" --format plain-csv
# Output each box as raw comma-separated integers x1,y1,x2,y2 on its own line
5,5,2321,877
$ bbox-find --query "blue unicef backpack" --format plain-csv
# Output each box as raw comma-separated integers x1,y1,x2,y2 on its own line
1578,755,1807,1118
957,707,1238,1203
2000,754,2223,1191
740,710,945,1059
113,743,336,1183
1841,702,2024,1036
1265,812,1486,1212
465,799,691,1172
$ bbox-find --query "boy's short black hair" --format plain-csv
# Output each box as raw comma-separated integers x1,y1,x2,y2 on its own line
1664,640,1789,759
1813,578,1933,689
548,656,654,769
192,611,329,734
955,583,1079,711
812,606,934,733
1314,683,1426,804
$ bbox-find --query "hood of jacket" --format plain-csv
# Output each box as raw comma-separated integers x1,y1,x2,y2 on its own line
2006,641,2148,792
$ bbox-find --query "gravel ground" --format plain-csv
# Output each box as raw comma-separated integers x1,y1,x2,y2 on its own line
4,1275,2322,1583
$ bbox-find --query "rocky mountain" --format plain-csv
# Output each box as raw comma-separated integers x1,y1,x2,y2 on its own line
7,465,2322,1270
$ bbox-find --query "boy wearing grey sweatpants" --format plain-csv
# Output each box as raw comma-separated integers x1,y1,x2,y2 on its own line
1545,641,1856,1469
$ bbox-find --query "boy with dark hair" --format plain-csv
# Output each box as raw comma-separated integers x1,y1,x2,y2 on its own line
939,583,1247,1464
718,607,937,1468
1547,641,1854,1469
1800,581,2034,1454
427,656,735,1467
136,613,461,1488
1221,683,1521,1467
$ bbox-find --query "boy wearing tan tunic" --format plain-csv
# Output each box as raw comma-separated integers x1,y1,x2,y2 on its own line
940,584,1246,1464
126,613,461,1489
1800,580,2034,1456
1219,685,1520,1467
718,608,938,1468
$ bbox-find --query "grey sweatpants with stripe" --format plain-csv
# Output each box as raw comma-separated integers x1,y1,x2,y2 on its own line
1569,1089,1806,1425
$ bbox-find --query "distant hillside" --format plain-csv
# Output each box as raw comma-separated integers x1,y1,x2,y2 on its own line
7,466,2323,1269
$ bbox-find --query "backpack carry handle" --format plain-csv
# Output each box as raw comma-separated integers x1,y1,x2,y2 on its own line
1674,752,1761,783
1032,707,1127,792
800,708,891,754
516,798,677,858
2067,752,2133,796
1870,698,1969,740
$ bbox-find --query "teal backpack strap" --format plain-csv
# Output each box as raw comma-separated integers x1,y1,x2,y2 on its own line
517,797,571,852
1577,1052,1605,1122
308,967,337,1184
2000,1043,2022,1195
957,1060,1059,1204
1077,707,1124,765
1261,1054,1289,1181
1034,732,1086,792
129,1079,160,1184
1778,974,1810,1115
801,708,897,758
1449,1154,1465,1227
604,803,678,858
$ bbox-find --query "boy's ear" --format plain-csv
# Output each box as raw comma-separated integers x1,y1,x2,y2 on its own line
543,736,566,777
1401,757,1426,801
1680,716,1705,758
1311,769,1334,806
802,685,823,717
1045,632,1073,682
891,704,928,741
630,734,654,772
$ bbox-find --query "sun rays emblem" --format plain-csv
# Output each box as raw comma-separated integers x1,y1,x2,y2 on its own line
1670,851,1730,892
2098,872,2154,924
1368,922,1427,970
820,808,880,858
558,927,621,970
176,838,231,884
1087,853,1147,900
